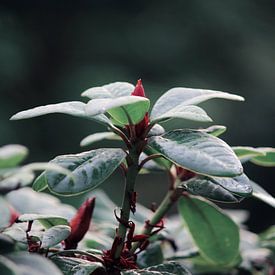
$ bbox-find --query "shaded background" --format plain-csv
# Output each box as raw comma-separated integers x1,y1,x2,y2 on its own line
1,0,274,232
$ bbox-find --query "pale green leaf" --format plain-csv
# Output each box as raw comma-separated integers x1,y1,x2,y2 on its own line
80,132,120,147
0,255,21,275
232,146,266,162
18,214,68,229
0,145,28,168
41,225,71,248
250,180,275,208
178,196,240,265
148,130,243,177
201,125,227,137
151,87,244,119
147,124,165,137
0,197,11,229
250,147,275,167
85,96,150,125
32,172,48,192
46,148,126,196
150,105,212,124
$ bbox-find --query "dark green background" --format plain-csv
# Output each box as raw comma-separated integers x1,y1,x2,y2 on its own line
1,0,274,231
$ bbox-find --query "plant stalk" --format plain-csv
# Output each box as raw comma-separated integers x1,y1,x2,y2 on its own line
130,179,182,253
113,148,140,259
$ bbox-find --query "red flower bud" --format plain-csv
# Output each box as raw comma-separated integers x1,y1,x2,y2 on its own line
176,167,196,181
131,79,149,137
64,197,95,249
9,206,20,226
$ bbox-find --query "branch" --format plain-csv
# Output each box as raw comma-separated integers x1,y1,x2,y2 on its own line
139,154,163,170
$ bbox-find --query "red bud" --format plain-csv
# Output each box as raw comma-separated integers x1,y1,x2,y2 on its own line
131,79,146,97
64,197,95,249
9,206,20,226
176,167,196,181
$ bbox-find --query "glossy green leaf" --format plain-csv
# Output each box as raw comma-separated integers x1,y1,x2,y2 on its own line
41,225,71,248
122,261,191,274
250,180,275,208
46,148,126,195
150,105,212,124
32,172,48,192
85,96,150,125
0,145,28,168
0,197,11,229
52,256,106,275
183,177,240,203
0,255,20,275
80,132,120,147
82,81,134,99
250,147,275,167
18,214,68,228
147,124,165,137
201,125,227,137
232,146,266,162
151,87,244,119
178,196,240,265
7,252,63,275
148,130,243,177
144,146,172,170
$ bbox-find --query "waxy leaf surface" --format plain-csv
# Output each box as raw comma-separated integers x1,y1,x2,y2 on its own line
41,225,71,248
151,87,244,119
46,148,126,195
232,146,266,162
201,125,227,137
250,180,275,208
80,132,120,147
0,145,28,168
85,96,150,125
250,147,275,167
82,81,134,99
150,105,212,124
178,196,239,265
183,177,240,203
148,130,243,177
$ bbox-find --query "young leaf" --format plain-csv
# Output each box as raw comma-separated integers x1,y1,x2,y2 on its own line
46,148,126,196
178,196,240,265
148,130,243,177
232,146,266,162
82,81,134,99
250,147,275,167
250,180,275,208
32,172,48,192
151,87,244,119
18,214,69,229
85,96,150,125
183,177,240,203
150,105,212,124
0,145,28,168
80,132,120,147
41,225,71,248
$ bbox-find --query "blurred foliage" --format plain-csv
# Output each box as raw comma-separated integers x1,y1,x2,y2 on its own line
0,0,274,231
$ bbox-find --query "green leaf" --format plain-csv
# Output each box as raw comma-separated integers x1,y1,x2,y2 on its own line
0,145,28,168
52,256,106,275
139,153,165,173
201,125,227,137
0,255,20,275
80,132,120,147
148,130,243,177
250,180,275,208
41,225,71,248
232,146,266,162
0,234,15,254
85,96,150,125
46,148,126,196
7,252,63,275
18,214,68,229
183,177,240,203
122,261,191,274
147,124,165,137
82,81,134,99
150,105,212,124
32,172,48,192
250,147,275,167
0,197,11,230
178,196,240,265
151,87,244,119
144,146,172,170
